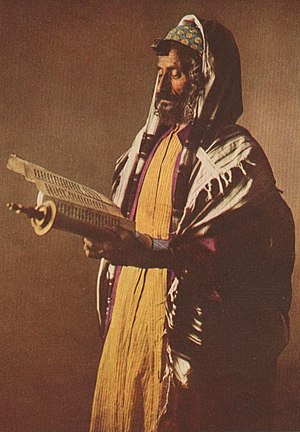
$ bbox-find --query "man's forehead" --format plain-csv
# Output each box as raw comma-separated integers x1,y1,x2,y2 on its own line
157,49,181,68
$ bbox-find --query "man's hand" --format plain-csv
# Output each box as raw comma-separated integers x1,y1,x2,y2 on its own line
83,226,153,267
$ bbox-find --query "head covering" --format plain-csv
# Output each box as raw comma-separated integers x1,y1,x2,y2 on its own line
151,15,209,78
153,19,204,54
145,15,243,149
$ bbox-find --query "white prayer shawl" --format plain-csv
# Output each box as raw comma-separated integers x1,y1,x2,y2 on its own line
96,123,278,329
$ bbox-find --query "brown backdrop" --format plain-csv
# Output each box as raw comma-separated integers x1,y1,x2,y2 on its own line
1,1,299,431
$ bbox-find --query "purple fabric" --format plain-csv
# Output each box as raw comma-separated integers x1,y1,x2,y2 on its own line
104,265,122,336
171,151,183,211
177,123,192,144
199,237,216,253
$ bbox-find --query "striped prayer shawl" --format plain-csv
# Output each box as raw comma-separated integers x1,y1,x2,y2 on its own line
96,123,280,338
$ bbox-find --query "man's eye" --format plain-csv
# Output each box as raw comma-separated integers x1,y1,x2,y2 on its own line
171,72,182,80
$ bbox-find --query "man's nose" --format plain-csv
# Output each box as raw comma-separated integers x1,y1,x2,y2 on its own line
157,72,170,93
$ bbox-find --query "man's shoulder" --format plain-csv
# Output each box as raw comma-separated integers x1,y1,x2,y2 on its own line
206,123,264,162
194,123,273,182
212,124,255,148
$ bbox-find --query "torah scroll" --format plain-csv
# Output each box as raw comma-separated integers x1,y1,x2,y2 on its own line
7,154,135,239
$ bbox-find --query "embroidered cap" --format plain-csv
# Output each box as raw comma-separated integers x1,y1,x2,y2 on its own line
152,20,203,54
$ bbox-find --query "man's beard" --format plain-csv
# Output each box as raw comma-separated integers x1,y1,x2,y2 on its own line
155,89,193,126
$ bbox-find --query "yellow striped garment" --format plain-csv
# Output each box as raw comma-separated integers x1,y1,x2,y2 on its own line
90,128,182,432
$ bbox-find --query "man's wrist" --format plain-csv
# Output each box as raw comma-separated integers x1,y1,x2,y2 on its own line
134,231,170,251
152,238,170,251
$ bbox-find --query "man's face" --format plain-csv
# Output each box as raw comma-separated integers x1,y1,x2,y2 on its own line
155,48,189,125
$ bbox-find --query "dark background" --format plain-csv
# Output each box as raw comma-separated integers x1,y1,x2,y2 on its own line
1,1,299,431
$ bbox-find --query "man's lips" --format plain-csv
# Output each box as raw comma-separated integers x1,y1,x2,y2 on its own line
160,99,175,104
159,100,177,111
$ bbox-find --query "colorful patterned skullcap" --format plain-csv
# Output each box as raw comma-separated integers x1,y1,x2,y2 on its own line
164,21,203,53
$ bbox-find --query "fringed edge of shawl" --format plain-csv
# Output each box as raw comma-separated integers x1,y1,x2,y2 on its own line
202,156,256,202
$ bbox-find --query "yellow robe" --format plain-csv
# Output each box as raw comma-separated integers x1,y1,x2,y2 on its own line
90,128,182,432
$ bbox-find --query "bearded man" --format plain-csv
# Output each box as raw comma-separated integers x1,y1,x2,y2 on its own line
84,15,295,432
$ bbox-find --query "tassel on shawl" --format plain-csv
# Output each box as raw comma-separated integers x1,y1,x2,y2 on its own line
203,156,256,203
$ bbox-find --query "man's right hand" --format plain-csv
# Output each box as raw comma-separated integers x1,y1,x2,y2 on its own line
83,226,154,267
